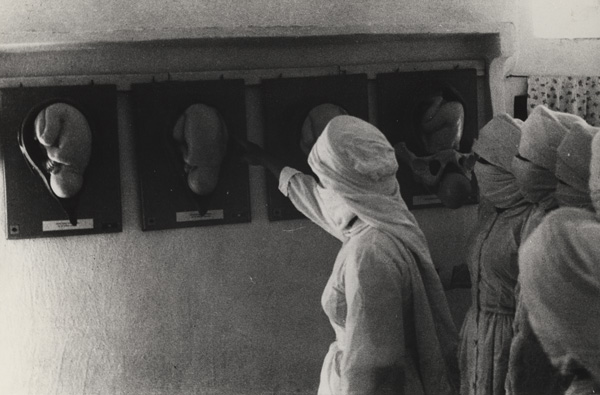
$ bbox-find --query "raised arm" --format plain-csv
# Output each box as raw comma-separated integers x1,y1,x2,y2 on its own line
235,137,346,241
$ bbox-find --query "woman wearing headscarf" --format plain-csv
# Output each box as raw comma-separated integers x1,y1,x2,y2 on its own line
505,105,573,395
506,107,596,395
238,115,459,395
458,113,539,395
517,132,600,393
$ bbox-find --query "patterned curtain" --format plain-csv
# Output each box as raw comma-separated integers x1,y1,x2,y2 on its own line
527,76,600,126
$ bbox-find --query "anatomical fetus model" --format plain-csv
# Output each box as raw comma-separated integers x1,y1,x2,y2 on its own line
394,82,476,208
172,103,229,205
35,103,92,198
19,101,92,225
299,103,347,156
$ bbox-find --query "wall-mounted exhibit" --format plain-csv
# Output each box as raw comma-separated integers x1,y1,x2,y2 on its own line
376,69,480,209
0,84,122,239
131,79,251,230
261,73,369,221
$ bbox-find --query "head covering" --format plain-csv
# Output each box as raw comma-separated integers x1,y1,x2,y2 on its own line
473,113,522,170
472,113,525,208
309,115,417,237
519,208,600,383
511,156,557,208
511,106,580,209
519,105,580,171
555,121,599,209
309,115,459,394
590,131,600,213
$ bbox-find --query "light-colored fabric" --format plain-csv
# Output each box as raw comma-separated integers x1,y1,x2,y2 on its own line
527,76,600,127
472,114,527,209
503,112,576,395
279,166,355,242
511,156,558,210
506,194,567,395
458,199,537,395
281,115,458,395
519,208,600,385
565,377,600,395
279,167,355,242
472,114,522,170
460,114,539,395
505,302,563,395
590,131,600,213
318,224,424,395
555,121,599,209
518,105,580,172
474,162,525,209
556,121,598,191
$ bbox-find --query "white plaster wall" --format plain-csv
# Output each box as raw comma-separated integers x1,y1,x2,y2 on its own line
0,0,516,45
511,0,600,76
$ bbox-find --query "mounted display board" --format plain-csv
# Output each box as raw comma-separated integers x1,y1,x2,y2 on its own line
131,79,250,231
0,84,122,239
376,69,480,209
262,73,369,221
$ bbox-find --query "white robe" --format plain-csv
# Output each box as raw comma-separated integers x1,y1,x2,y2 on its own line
279,166,457,395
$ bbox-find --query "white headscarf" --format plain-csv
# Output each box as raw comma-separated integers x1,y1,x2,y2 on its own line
519,208,600,383
309,115,412,235
519,106,580,171
308,115,459,395
556,121,599,209
472,113,526,209
513,106,577,209
590,131,600,213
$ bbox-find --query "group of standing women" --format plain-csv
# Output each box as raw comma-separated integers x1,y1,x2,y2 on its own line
237,103,599,395
459,105,600,395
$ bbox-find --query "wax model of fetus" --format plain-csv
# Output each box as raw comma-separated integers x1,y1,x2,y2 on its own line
394,82,475,208
34,103,92,198
417,92,464,154
299,103,347,156
172,103,229,196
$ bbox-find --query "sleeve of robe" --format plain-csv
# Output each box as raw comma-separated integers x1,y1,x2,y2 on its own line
341,235,407,395
278,166,346,241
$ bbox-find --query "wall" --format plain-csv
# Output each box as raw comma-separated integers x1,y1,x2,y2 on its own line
0,86,477,395
0,0,515,46
0,1,512,394
511,0,600,76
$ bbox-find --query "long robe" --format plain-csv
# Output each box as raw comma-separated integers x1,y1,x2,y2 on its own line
279,166,458,395
458,199,537,395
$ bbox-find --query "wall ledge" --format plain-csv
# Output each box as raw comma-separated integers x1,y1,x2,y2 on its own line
0,23,515,55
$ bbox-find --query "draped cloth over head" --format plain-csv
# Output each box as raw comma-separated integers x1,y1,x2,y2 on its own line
473,113,522,170
590,131,600,213
512,106,576,209
519,105,581,171
308,115,459,394
556,121,599,208
519,208,600,384
472,113,526,209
